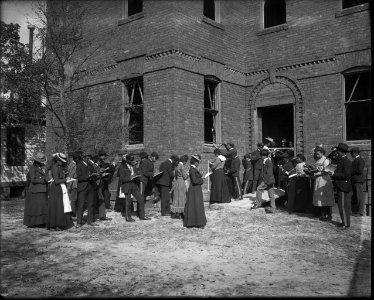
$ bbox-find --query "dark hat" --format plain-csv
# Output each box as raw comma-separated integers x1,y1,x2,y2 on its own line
139,151,148,159
170,154,179,162
150,151,159,159
226,142,235,148
126,154,135,162
82,152,92,158
98,150,108,157
32,152,47,164
336,143,349,153
260,149,270,156
191,154,201,162
350,146,360,153
72,150,83,159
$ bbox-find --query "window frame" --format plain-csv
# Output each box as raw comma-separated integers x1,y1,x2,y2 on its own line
203,0,221,24
342,0,369,10
204,76,222,146
263,0,287,29
121,76,144,147
342,67,371,142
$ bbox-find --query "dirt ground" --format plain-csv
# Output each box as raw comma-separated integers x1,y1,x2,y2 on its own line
0,195,371,297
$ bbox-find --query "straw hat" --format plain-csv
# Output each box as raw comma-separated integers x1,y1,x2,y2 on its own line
32,152,47,164
56,153,67,163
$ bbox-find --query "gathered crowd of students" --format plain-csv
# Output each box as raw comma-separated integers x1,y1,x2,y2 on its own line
23,138,366,231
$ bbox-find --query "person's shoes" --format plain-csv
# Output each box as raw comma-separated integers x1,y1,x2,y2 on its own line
336,222,344,228
319,216,328,221
265,207,274,214
125,217,135,222
161,213,171,216
238,196,243,200
139,217,151,220
251,203,261,210
342,225,350,229
170,213,179,219
87,223,99,226
99,217,112,221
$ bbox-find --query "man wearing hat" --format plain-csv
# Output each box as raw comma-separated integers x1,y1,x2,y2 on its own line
156,154,179,216
138,151,154,199
350,147,366,217
252,148,277,213
251,143,265,193
263,137,275,150
227,149,243,200
67,151,81,218
118,153,150,221
331,143,352,229
76,152,99,227
97,150,116,210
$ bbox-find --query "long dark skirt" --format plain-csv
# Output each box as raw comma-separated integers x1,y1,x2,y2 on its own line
47,183,73,229
225,174,234,198
23,192,48,227
184,184,207,227
210,169,231,203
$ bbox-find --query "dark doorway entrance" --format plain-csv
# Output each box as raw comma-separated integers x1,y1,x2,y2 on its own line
259,104,294,148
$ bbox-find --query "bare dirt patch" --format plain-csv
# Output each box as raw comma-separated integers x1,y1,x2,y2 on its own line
0,197,371,297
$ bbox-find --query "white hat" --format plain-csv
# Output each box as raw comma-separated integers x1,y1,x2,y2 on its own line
56,153,67,163
191,154,201,162
265,137,274,143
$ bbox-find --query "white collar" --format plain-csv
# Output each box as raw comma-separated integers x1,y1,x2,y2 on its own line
168,159,172,163
82,161,87,166
218,155,226,161
179,162,183,165
191,164,196,168
263,157,270,164
355,155,360,158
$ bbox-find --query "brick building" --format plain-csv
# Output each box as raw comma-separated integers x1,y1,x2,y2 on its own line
46,0,371,208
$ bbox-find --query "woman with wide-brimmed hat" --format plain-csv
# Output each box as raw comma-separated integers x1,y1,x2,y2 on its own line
23,152,50,228
183,154,207,228
46,153,74,230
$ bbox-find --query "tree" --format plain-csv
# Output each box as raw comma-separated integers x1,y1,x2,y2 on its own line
0,21,46,140
32,0,124,155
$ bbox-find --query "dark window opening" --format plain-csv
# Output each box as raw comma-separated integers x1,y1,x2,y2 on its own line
342,0,368,9
125,77,144,145
264,0,286,28
10,186,25,198
6,127,26,166
345,71,371,140
128,0,143,17
204,79,219,144
260,104,294,148
204,0,215,21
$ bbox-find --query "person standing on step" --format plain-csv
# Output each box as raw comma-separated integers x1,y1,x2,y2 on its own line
350,147,366,217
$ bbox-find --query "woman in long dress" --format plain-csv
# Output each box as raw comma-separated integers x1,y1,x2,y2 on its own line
312,146,335,221
209,149,231,204
46,153,73,230
184,154,207,228
24,152,50,228
171,154,189,219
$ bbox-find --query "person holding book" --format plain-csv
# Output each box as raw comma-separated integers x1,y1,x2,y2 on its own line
76,152,99,227
47,153,74,230
171,154,189,219
118,154,150,222
209,148,231,204
97,150,116,210
24,152,50,228
312,146,335,221
184,154,207,228
331,143,353,229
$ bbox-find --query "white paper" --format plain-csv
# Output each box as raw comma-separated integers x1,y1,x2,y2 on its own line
204,172,213,178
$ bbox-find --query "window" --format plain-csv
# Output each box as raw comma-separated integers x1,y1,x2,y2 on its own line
6,127,25,166
344,70,371,141
204,77,221,144
123,77,144,145
264,0,286,28
342,0,368,9
122,0,143,19
203,0,220,22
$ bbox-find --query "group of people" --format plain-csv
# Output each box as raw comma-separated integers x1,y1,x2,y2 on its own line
23,137,366,231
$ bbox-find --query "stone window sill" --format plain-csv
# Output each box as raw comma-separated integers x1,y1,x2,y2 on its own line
257,23,288,36
118,12,144,26
123,144,144,151
203,143,222,153
335,3,369,18
202,16,224,31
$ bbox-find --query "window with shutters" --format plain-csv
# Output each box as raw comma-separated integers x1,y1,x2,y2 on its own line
204,76,221,144
344,69,371,141
6,127,26,166
123,77,144,145
264,0,286,28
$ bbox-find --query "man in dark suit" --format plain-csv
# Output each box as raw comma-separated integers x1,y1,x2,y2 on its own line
76,152,98,227
251,143,264,192
331,143,353,229
138,151,154,199
242,153,253,195
157,154,178,216
349,147,366,217
227,149,242,200
252,149,276,213
97,150,116,210
118,154,150,222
